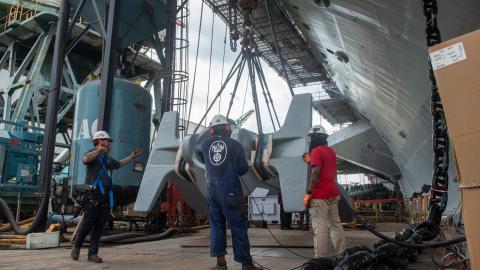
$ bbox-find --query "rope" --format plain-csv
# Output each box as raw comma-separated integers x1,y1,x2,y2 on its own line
205,12,215,126
186,0,204,133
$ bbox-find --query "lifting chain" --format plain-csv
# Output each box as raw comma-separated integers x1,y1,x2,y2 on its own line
228,2,239,52
422,0,449,217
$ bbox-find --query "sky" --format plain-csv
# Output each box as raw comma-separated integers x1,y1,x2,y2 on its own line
179,0,332,134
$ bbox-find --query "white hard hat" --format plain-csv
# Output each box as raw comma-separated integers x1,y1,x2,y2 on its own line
209,114,230,127
92,131,113,142
309,125,327,135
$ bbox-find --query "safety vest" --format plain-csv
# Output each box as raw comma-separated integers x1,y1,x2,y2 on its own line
91,154,115,208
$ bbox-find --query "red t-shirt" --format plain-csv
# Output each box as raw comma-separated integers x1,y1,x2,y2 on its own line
310,146,340,199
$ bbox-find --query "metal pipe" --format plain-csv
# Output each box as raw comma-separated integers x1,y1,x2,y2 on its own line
98,0,121,131
48,214,81,224
15,192,22,223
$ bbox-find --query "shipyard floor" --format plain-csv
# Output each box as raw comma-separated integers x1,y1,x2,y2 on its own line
0,223,436,270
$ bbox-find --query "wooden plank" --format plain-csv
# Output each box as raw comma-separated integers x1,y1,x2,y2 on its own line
46,223,60,232
0,234,27,239
0,218,34,232
0,239,26,245
70,213,83,242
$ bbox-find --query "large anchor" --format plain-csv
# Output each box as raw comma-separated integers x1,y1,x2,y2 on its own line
134,94,312,215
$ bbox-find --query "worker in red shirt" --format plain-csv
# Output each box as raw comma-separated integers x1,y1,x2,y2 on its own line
304,125,346,258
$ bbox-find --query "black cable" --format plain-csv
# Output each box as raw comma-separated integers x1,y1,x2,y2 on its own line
0,174,50,235
341,198,466,249
431,252,445,270
239,176,345,270
205,11,216,126
186,0,205,133
218,24,228,114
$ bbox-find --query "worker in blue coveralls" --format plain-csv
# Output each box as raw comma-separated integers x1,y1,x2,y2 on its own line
202,115,262,270
70,131,142,263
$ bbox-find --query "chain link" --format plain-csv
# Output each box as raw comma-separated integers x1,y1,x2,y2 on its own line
228,5,239,52
422,0,449,215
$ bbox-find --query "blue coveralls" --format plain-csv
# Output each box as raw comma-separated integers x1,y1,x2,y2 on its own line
201,135,251,264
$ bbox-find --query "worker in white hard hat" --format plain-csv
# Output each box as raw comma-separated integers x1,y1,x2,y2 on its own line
71,130,142,263
303,125,346,258
201,115,262,270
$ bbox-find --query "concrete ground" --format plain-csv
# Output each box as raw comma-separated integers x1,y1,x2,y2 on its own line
0,223,435,270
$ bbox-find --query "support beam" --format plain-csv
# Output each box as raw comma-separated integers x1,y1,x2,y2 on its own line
65,24,91,56
57,99,75,124
152,75,163,128
97,0,121,131
161,0,178,114
10,33,44,84
38,0,70,232
10,25,55,126
66,0,87,37
2,43,16,121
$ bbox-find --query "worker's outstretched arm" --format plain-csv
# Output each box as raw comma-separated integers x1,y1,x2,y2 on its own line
118,148,142,168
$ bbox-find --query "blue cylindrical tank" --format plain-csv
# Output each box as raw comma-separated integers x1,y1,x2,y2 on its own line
70,78,152,206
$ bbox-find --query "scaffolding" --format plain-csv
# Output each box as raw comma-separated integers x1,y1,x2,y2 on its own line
1,1,38,31
204,0,329,88
312,81,357,125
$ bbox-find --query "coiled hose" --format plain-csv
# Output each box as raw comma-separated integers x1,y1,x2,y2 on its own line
0,178,50,235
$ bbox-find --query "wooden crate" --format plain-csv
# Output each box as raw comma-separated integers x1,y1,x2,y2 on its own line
26,231,60,249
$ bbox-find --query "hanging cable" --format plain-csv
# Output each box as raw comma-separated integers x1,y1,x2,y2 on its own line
186,0,204,133
205,12,215,126
193,52,245,133
253,56,281,128
218,24,228,114
241,79,249,116
264,0,294,97
246,49,263,135
252,55,278,131
226,53,248,118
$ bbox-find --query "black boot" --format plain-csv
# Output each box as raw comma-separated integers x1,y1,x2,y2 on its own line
70,246,80,261
87,255,103,263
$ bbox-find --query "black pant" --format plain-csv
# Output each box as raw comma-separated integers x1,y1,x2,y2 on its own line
74,201,109,257
278,193,292,229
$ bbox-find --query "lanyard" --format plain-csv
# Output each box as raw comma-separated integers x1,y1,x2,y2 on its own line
92,154,115,208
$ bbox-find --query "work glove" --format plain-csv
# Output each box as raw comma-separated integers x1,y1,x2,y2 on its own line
302,152,311,164
304,193,311,208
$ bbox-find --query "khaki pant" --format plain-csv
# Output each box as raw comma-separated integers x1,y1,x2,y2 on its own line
310,197,346,257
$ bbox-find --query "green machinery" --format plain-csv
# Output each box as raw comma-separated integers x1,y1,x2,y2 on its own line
0,120,42,222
